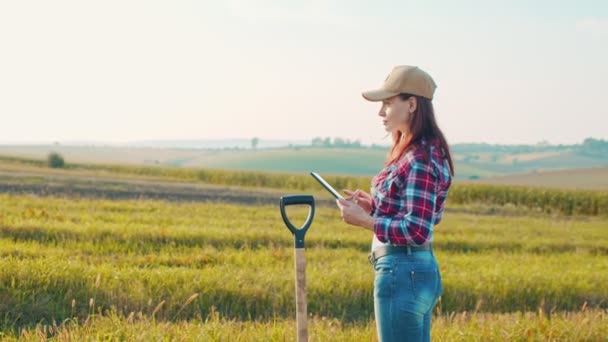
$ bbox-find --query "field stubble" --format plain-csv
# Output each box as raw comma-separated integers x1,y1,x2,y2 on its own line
0,193,607,340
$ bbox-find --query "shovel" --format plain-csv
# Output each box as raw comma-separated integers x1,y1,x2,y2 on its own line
279,194,315,342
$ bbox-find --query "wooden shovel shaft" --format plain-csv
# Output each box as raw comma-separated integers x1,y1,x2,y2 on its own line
294,247,308,342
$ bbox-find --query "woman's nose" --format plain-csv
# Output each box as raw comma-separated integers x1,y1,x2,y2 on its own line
378,104,386,117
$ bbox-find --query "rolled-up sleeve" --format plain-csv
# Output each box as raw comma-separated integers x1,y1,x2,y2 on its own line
373,159,437,246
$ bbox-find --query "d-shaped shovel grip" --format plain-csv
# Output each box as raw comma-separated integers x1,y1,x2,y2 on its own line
280,195,315,248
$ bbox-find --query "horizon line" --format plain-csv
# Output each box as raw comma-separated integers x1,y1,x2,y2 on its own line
0,137,604,148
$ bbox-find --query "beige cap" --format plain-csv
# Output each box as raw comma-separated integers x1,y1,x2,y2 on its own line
362,65,437,101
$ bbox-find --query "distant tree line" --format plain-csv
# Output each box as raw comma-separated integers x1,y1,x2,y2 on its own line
580,138,608,157
451,137,608,155
239,136,608,152
311,137,364,149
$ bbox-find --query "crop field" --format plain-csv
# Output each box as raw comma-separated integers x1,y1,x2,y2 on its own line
0,182,607,340
1,155,607,216
0,157,607,340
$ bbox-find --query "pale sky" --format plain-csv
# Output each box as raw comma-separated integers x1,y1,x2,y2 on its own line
1,0,607,146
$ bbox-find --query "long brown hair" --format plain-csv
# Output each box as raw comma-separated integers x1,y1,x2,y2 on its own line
386,93,454,176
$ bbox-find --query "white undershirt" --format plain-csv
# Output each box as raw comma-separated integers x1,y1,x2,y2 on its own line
371,232,388,251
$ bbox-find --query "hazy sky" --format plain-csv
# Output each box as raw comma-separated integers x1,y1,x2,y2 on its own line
1,0,607,145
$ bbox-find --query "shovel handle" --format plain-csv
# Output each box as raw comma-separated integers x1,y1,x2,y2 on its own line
280,195,314,341
294,248,308,342
280,195,315,248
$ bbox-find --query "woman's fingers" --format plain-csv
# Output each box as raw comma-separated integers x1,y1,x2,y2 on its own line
359,190,372,200
336,198,351,208
345,189,360,201
342,189,354,200
341,198,353,206
343,190,364,204
353,189,372,200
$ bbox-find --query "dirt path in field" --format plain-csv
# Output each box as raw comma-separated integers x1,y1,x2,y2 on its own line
0,169,336,207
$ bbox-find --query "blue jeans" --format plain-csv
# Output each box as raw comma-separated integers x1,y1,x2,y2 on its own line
373,250,443,342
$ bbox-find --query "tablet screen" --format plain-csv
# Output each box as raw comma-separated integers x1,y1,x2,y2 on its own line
310,172,343,199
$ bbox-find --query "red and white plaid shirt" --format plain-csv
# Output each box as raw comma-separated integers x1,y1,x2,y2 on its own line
371,138,452,246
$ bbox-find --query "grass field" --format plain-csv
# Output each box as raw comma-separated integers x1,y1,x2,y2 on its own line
2,144,607,183
2,155,607,218
0,191,607,340
473,167,608,190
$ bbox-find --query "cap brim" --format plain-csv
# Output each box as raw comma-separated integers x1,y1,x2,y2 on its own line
361,89,399,102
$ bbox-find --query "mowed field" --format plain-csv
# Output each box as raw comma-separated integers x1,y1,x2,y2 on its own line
472,167,608,190
0,159,607,340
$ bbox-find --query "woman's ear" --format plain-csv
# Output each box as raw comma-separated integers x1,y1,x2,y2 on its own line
408,96,417,114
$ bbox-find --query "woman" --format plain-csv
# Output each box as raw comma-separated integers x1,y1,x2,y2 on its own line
336,65,453,341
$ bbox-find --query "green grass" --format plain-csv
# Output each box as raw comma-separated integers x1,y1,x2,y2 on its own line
1,193,607,340
2,310,607,341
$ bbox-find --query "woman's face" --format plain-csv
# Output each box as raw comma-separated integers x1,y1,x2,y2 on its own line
378,95,417,134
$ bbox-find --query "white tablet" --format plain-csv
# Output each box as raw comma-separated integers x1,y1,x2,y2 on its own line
310,172,344,199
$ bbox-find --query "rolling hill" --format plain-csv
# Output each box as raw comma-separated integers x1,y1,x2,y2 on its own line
0,138,606,185
472,166,608,190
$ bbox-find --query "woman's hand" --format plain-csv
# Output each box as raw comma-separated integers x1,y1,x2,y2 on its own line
343,189,373,214
336,197,374,231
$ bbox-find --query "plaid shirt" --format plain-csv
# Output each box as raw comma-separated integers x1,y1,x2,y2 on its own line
371,139,452,246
